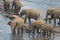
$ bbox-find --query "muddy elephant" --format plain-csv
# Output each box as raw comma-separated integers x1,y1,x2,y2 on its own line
7,15,25,35
12,0,22,15
29,19,45,35
41,24,60,38
3,0,10,13
20,9,40,25
45,8,60,27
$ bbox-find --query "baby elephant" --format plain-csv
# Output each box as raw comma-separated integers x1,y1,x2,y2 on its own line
41,24,60,38
7,15,25,35
29,19,45,34
20,9,40,24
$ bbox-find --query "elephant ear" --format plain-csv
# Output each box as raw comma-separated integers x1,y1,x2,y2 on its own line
20,9,26,17
47,9,54,15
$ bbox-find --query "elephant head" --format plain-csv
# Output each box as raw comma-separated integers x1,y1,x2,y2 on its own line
20,9,26,17
45,8,55,23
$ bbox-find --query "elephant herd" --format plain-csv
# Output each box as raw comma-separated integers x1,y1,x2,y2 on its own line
3,0,22,14
2,0,60,38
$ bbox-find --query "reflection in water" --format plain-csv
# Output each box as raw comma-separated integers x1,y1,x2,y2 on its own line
10,35,23,40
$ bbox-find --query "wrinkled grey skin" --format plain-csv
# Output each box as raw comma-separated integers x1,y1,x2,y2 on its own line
20,9,40,25
45,8,60,27
12,0,22,15
3,0,10,13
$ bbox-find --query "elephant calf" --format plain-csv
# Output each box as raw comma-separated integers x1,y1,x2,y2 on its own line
7,15,25,35
20,9,40,24
29,19,45,34
41,24,60,38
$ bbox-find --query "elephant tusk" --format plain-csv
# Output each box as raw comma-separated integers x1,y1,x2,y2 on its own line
47,15,51,19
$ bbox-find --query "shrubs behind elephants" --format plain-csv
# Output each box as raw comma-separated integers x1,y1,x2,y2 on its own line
7,15,25,35
3,0,10,13
20,9,40,24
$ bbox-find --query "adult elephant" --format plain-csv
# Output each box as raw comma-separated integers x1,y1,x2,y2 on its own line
7,15,25,35
12,0,23,15
45,8,60,27
3,0,10,13
20,9,40,25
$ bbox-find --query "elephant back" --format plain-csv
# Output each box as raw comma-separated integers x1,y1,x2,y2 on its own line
26,9,40,19
3,0,10,4
12,15,24,28
41,24,53,31
14,0,22,8
30,19,45,28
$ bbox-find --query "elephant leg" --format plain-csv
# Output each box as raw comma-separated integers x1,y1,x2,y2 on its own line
48,31,52,39
8,4,10,12
28,17,31,25
6,4,10,13
12,4,14,11
15,7,20,15
37,28,40,34
17,27,20,34
5,4,8,13
24,17,27,24
45,14,48,23
53,32,55,39
33,27,35,35
11,27,16,35
54,18,56,27
14,6,17,14
43,30,46,37
4,4,6,12
49,19,51,23
58,18,60,26
21,28,23,34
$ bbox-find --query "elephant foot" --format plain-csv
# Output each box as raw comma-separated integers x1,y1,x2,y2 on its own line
12,32,16,36
58,22,60,25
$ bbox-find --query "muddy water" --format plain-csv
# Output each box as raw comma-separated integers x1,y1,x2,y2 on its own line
0,0,60,40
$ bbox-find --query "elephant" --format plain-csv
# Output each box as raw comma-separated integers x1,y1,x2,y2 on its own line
45,8,60,27
45,8,54,23
29,19,45,35
41,24,60,38
3,0,10,13
20,9,40,25
12,0,23,15
7,15,25,35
